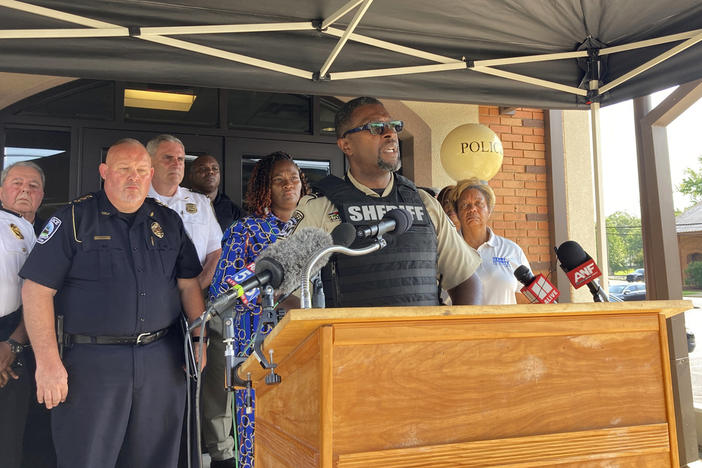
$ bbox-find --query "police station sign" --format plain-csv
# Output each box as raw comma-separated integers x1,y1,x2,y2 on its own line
440,123,504,182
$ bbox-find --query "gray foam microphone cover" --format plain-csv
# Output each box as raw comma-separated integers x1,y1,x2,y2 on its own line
255,227,333,295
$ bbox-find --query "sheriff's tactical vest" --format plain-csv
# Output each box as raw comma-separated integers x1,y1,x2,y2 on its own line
315,174,439,307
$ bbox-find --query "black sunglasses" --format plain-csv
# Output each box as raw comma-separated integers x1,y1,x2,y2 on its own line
342,120,404,138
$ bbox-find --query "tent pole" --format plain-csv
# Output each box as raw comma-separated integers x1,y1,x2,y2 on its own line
589,100,608,288
319,0,373,77
589,94,609,290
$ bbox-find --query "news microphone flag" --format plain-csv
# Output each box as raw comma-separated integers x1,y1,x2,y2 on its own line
520,274,560,304
565,257,602,289
224,263,259,305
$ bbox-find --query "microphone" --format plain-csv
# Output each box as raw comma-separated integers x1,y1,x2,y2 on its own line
514,265,560,304
189,227,333,330
256,227,333,296
555,240,609,302
356,208,412,239
331,222,356,247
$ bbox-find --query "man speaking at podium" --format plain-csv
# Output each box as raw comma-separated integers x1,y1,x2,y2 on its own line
290,97,482,306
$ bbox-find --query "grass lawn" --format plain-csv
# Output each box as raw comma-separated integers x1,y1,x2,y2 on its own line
684,290,702,297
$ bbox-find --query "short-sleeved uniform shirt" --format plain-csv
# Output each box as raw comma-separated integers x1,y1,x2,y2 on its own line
0,208,36,317
472,228,531,305
148,185,223,265
19,191,202,336
292,172,480,291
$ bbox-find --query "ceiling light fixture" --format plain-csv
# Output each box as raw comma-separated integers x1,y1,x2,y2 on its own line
124,89,197,112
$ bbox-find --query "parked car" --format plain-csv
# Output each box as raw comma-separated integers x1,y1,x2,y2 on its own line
608,284,628,297
627,268,645,282
611,282,646,301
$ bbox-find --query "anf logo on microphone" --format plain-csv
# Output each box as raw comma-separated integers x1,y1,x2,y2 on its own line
566,258,602,288
521,274,560,304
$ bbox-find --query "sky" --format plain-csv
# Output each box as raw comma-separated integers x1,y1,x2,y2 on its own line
600,88,702,216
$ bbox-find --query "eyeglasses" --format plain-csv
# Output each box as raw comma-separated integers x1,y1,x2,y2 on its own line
342,120,404,138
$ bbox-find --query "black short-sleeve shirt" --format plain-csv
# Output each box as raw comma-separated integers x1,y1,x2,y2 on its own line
20,191,202,336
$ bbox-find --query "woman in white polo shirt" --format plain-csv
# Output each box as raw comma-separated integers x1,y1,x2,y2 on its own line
451,178,531,304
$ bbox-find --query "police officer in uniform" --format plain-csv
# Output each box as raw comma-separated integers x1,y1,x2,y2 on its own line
290,97,482,306
19,139,207,468
0,162,41,468
146,135,223,290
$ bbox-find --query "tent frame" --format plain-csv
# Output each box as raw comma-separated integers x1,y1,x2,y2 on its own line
1,0,700,100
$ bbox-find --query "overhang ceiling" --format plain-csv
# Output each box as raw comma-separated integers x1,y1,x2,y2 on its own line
0,0,701,109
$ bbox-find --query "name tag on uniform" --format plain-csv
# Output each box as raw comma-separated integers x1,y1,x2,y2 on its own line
93,235,111,240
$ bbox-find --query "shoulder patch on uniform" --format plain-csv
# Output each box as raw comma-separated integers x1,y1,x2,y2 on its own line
292,209,304,224
71,194,93,204
328,211,341,222
37,216,62,244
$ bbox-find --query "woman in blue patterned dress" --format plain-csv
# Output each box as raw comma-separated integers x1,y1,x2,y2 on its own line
208,152,309,468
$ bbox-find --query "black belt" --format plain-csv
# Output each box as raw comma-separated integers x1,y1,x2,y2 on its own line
65,328,169,346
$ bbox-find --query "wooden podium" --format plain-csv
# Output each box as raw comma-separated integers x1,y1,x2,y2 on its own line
238,300,691,467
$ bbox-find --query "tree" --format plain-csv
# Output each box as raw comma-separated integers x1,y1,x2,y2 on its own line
686,261,702,288
606,211,643,273
677,155,702,203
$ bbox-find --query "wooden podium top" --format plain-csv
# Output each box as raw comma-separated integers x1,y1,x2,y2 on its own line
238,299,692,381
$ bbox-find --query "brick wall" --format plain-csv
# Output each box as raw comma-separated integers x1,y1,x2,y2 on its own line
479,106,552,273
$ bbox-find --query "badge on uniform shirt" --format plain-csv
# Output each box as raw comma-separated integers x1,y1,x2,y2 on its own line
185,203,197,214
151,221,164,238
37,216,62,244
9,223,23,240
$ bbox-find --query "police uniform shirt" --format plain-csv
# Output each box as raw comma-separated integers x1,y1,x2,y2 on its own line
19,191,202,336
0,209,35,317
148,185,223,265
472,227,530,305
292,171,481,291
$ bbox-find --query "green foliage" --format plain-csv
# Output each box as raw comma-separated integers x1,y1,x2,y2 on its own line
677,155,702,203
686,261,702,288
606,211,643,274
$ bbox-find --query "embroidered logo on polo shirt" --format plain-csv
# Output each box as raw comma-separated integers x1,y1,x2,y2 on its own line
37,217,62,244
9,223,23,240
492,256,510,267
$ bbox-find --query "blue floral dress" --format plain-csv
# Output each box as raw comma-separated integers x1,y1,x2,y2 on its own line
209,212,294,467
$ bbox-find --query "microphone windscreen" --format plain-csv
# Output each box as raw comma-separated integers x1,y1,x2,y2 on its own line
253,257,284,289
514,265,535,286
385,208,413,236
556,240,590,271
331,223,356,247
255,227,333,295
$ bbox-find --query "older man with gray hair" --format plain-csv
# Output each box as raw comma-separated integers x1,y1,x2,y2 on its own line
0,161,44,468
146,135,222,290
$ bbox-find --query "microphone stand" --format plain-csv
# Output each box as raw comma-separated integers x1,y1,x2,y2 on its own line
300,237,387,309
311,271,325,308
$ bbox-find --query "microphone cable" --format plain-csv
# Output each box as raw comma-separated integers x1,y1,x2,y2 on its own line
183,315,208,468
